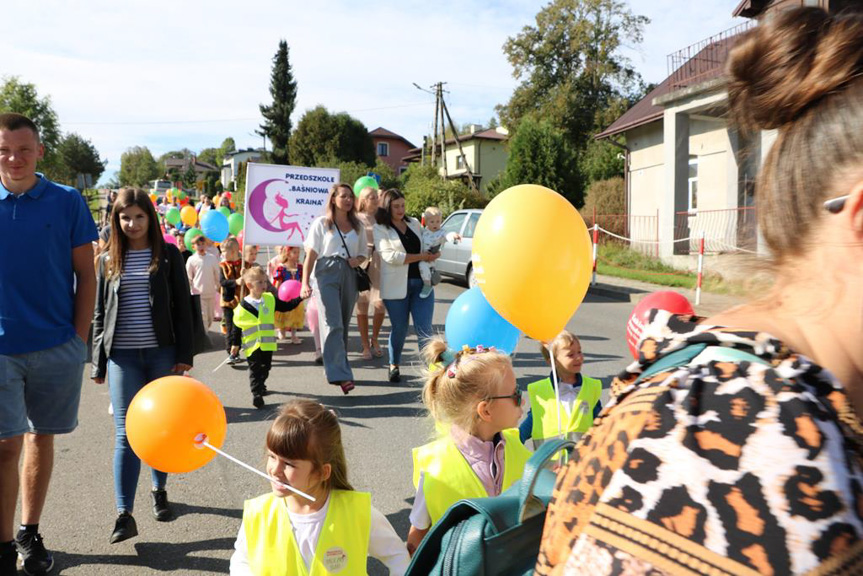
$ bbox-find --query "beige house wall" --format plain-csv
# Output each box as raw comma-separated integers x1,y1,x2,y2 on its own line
440,138,508,194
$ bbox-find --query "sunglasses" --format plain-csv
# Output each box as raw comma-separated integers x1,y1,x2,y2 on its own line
486,389,523,406
823,195,848,214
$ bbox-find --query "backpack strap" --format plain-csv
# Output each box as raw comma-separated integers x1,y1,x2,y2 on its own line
635,343,770,385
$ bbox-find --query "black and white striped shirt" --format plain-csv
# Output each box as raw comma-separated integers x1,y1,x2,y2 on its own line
113,249,159,349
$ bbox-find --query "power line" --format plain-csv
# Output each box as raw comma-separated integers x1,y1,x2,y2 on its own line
65,101,434,127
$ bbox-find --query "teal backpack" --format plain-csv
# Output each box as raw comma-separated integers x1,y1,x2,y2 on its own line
405,438,574,576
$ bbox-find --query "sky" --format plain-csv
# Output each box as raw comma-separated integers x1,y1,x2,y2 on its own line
4,1,742,185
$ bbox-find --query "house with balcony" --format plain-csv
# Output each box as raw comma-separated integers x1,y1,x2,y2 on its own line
369,127,415,175
403,125,510,195
596,0,860,264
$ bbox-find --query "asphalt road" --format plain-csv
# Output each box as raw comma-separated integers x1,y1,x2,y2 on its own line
22,280,635,575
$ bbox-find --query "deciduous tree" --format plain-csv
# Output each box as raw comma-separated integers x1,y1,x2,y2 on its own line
56,133,107,187
119,146,160,187
290,106,375,168
0,76,63,177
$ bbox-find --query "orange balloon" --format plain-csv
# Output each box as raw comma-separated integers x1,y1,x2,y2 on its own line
180,205,198,226
472,184,591,342
126,376,227,474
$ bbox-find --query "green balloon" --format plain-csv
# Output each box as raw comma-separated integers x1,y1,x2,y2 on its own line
177,190,187,201
166,207,181,226
228,213,244,236
218,206,231,218
184,227,203,252
353,176,379,197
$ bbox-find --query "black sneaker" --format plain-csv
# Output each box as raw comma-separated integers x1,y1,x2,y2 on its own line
110,512,138,544
151,489,173,522
253,394,265,409
0,541,17,576
388,366,401,383
15,531,53,576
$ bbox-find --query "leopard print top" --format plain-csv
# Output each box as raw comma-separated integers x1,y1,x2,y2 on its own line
535,311,863,575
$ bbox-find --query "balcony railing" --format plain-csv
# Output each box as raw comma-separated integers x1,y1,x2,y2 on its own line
667,22,754,91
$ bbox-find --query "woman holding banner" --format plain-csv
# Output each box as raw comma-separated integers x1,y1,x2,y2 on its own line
301,183,367,395
373,189,439,383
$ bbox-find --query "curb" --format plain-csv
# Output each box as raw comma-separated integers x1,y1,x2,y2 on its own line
587,283,647,303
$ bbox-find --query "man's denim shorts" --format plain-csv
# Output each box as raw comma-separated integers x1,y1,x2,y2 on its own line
0,336,87,439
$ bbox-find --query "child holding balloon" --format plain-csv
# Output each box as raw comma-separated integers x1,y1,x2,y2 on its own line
407,340,532,554
219,237,244,364
233,267,305,408
268,246,305,343
229,399,410,575
518,331,602,448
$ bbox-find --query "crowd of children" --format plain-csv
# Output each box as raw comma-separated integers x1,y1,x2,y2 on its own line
221,326,598,575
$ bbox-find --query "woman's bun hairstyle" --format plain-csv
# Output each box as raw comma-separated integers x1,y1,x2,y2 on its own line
727,7,863,132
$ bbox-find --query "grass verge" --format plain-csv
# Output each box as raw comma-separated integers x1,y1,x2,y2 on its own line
596,243,766,297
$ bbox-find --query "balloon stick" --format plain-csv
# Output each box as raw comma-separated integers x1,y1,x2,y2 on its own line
196,435,315,502
549,345,568,465
212,355,232,373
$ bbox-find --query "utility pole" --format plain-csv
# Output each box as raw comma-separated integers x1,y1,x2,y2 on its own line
413,81,478,193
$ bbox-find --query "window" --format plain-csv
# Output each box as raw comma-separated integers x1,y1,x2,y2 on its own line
456,156,465,170
377,142,389,157
462,213,481,239
441,212,467,236
688,156,698,212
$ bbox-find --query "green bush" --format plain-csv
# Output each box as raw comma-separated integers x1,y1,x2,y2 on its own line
400,164,488,219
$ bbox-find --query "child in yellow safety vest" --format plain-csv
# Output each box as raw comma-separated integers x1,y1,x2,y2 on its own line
233,266,304,410
407,340,533,555
229,400,410,576
518,330,603,448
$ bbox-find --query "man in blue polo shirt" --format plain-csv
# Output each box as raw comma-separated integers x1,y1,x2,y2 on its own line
0,113,97,576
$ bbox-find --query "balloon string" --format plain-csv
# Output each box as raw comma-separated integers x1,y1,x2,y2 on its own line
200,439,316,502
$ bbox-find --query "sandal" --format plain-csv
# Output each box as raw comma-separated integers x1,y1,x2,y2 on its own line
371,344,383,358
339,381,355,395
361,348,373,361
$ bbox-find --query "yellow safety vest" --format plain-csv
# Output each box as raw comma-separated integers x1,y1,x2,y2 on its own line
528,376,602,441
233,292,278,355
412,428,532,526
243,490,371,576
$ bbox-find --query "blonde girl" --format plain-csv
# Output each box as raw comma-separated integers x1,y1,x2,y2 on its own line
407,340,532,554
230,400,409,575
268,246,305,342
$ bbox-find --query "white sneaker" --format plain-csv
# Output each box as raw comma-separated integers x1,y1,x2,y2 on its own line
419,285,433,299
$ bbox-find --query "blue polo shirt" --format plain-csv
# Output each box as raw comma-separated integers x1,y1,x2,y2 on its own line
0,174,98,354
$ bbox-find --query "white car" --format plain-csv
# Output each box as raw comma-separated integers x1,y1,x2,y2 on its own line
436,209,483,287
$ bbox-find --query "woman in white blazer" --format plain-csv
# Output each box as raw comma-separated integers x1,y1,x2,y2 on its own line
373,189,439,383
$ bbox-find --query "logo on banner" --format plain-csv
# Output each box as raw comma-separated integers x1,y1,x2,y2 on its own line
248,179,308,241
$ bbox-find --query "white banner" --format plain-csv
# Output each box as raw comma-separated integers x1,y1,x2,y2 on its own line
242,163,340,247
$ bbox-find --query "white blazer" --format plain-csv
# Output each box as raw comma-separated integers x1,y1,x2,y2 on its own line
373,219,424,300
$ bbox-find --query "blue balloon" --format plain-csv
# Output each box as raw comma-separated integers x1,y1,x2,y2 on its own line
445,286,521,355
200,210,229,243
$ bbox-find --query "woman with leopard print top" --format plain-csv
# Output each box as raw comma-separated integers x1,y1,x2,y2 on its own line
537,7,863,575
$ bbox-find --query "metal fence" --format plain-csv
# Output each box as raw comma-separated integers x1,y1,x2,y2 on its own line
674,207,758,254
667,22,753,91
588,213,660,257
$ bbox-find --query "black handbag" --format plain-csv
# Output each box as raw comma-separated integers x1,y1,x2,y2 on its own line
335,225,371,292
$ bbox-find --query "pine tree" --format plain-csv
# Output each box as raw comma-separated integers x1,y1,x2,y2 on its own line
259,40,297,165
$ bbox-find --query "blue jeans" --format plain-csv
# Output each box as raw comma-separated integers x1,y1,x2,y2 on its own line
383,278,435,365
107,346,175,513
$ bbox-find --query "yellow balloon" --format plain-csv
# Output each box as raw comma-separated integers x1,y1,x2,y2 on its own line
180,205,198,227
472,184,591,342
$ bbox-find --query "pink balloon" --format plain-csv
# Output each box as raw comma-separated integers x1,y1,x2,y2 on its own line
626,291,695,359
236,230,244,251
163,233,178,247
278,279,302,302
